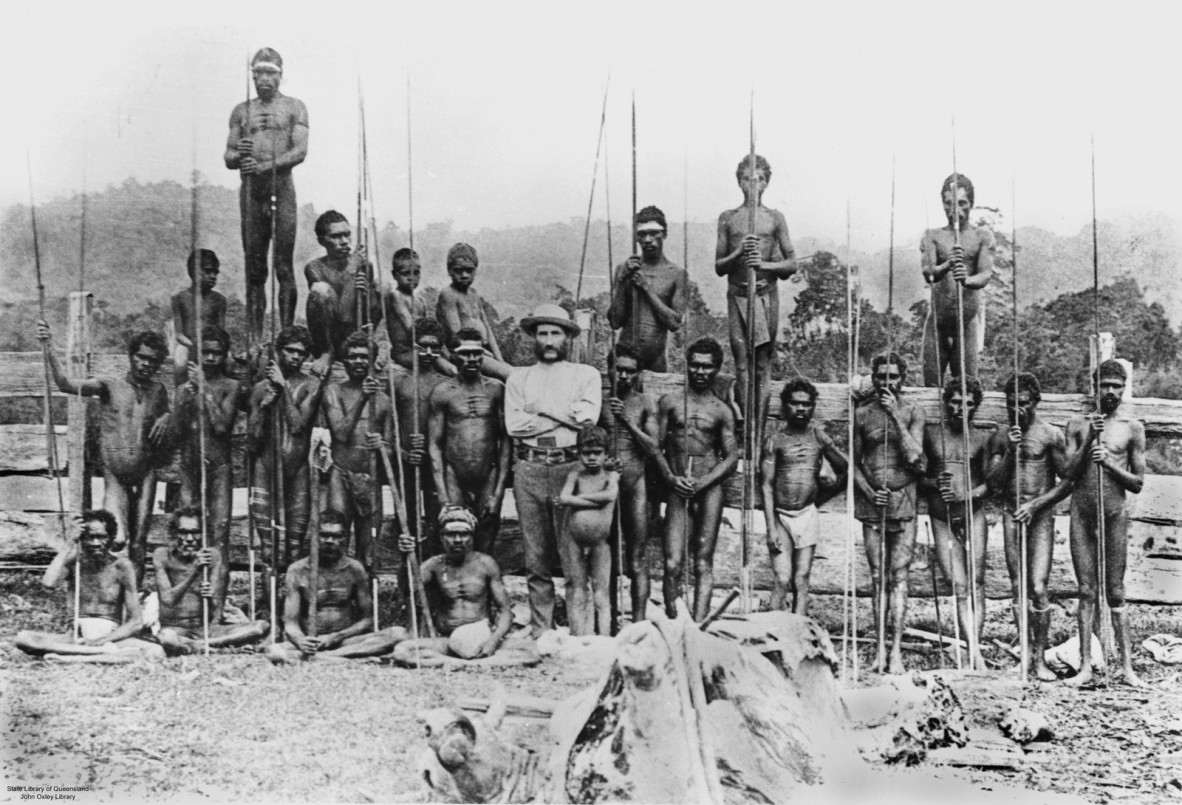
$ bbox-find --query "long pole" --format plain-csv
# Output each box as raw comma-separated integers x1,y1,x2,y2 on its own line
843,199,858,682
244,56,258,622
71,164,89,640
358,82,381,630
305,449,320,657
1012,173,1029,676
190,135,211,656
1090,137,1112,672
406,74,427,606
574,74,611,307
878,157,897,670
950,131,981,670
681,126,692,613
268,115,285,643
740,92,757,613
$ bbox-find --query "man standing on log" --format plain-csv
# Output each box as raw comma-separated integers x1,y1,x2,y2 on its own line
600,342,661,622
608,206,688,372
427,328,510,554
504,304,601,636
172,326,241,622
37,322,171,582
987,372,1067,681
266,510,408,663
1024,360,1146,686
394,319,454,554
321,331,394,567
853,352,926,674
760,377,848,615
153,507,270,655
224,47,308,343
304,210,384,372
654,337,739,620
920,173,994,387
248,325,324,559
15,510,164,663
921,376,989,670
715,155,797,445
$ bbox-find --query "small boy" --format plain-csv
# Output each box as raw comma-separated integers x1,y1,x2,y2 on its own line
435,243,512,381
558,426,620,636
384,247,456,377
919,173,995,387
171,249,227,385
714,154,797,449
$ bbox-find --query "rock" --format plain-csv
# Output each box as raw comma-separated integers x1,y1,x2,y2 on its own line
448,621,493,660
418,706,541,804
1000,707,1054,744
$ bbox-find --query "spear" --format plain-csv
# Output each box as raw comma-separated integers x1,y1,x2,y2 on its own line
843,198,858,682
1012,173,1029,676
950,124,981,670
268,103,285,642
406,73,429,626
574,74,610,307
189,134,211,656
1090,136,1113,673
877,156,897,670
740,92,757,612
244,55,259,622
73,168,88,640
26,151,71,628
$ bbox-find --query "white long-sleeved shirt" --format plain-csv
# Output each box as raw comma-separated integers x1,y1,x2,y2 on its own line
504,360,602,448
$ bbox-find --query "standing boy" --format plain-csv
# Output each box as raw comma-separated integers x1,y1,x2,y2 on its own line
435,243,511,381
170,248,227,385
557,426,620,636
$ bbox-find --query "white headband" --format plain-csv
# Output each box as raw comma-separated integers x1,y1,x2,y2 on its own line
252,62,281,73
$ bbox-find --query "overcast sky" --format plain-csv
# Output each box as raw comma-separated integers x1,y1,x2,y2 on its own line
4,1,1180,261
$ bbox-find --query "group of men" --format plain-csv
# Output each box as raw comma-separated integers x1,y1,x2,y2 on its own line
14,48,1148,688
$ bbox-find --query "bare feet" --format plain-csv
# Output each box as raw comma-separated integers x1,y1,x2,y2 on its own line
1032,660,1058,682
1064,666,1095,687
1113,667,1148,688
887,648,906,675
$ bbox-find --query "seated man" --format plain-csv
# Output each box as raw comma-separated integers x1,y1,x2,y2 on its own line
393,508,538,668
16,510,164,664
266,510,407,664
153,507,269,655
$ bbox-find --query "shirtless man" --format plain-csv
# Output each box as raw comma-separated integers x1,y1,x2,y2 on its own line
383,248,456,377
248,325,324,561
608,206,688,373
304,210,384,371
920,173,995,387
921,377,990,669
320,331,394,567
266,510,407,663
395,319,454,553
853,352,927,674
172,326,240,621
600,342,660,621
224,47,309,342
986,372,1068,681
170,249,227,385
38,322,170,580
654,338,739,620
15,510,164,664
1022,360,1146,686
760,377,848,615
715,155,797,447
427,328,510,554
435,243,511,381
153,507,269,655
392,508,536,668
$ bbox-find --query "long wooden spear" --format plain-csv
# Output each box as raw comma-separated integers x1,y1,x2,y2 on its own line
740,92,757,613
842,198,858,682
950,125,982,670
877,156,897,670
574,74,610,307
244,55,259,622
1012,172,1029,675
1090,136,1113,672
73,167,88,640
268,105,285,642
190,134,211,655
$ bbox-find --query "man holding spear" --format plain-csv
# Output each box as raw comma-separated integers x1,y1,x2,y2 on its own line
224,47,308,343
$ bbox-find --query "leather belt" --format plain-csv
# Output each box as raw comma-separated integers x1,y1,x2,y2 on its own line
515,443,578,465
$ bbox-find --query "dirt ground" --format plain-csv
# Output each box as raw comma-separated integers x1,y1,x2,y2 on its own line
2,570,1181,804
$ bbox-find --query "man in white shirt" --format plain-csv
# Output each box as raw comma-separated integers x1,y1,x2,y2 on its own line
504,304,602,636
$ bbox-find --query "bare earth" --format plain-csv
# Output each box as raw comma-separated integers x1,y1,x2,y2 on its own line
2,571,1181,804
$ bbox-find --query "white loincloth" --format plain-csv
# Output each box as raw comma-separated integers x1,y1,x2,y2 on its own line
773,504,820,551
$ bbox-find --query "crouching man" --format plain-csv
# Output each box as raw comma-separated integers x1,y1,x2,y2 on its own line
393,508,539,668
16,510,164,664
266,511,408,663
154,507,269,655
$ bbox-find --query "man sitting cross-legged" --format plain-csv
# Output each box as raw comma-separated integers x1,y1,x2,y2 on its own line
393,507,539,668
16,510,164,664
153,507,269,655
266,511,408,664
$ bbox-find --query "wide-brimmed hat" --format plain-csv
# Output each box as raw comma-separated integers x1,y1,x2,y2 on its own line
520,303,580,336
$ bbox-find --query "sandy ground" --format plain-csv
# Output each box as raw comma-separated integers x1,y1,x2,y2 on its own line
2,570,1181,804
